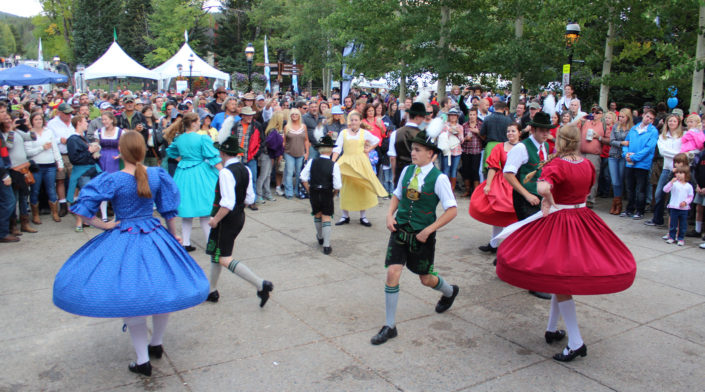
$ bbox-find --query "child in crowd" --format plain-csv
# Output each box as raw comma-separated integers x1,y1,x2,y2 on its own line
661,153,691,240
680,114,705,157
300,135,342,255
664,166,694,246
693,148,705,248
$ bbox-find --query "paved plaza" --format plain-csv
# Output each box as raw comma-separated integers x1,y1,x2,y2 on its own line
2,196,705,391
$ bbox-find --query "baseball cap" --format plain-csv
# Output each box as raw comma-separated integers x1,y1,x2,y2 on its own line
57,103,74,114
99,102,114,110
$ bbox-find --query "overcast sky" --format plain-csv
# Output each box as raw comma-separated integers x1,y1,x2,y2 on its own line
0,0,222,18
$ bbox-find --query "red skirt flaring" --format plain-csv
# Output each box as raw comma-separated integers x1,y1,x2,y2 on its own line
496,208,636,295
469,175,517,227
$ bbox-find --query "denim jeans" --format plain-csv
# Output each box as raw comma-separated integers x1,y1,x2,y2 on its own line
608,157,626,197
598,156,611,196
284,153,304,197
381,167,394,194
669,208,688,241
651,169,671,225
584,153,601,203
624,167,649,214
13,186,29,216
441,154,461,179
308,145,320,161
31,165,58,204
0,183,15,238
245,158,258,198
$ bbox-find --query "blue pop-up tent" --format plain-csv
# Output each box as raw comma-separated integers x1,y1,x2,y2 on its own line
0,64,68,86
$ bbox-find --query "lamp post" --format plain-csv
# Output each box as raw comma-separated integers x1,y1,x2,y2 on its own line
563,22,581,93
188,53,194,92
176,63,183,93
245,43,255,92
53,55,74,90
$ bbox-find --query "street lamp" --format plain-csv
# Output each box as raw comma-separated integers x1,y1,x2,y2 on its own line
176,63,183,93
245,43,255,92
563,22,581,93
188,53,194,92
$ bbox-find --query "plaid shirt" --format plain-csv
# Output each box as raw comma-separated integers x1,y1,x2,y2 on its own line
462,120,483,154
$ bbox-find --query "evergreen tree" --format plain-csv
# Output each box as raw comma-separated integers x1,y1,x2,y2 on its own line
121,0,154,63
0,23,17,57
72,0,122,65
212,0,257,75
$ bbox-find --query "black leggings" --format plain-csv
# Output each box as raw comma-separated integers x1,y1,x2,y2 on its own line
461,153,481,182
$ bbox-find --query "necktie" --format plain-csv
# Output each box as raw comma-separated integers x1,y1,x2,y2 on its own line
409,166,422,191
539,146,545,161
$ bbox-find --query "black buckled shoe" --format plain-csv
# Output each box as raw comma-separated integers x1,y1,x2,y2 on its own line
478,243,497,253
370,325,397,345
335,217,350,226
206,290,220,303
148,345,163,359
184,245,196,252
435,285,459,313
58,202,68,217
553,344,587,362
359,218,372,227
128,361,152,376
323,246,332,255
529,291,552,300
257,280,274,307
317,236,324,245
545,329,566,344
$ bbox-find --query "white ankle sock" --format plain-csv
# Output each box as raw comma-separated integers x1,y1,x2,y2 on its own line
546,294,560,332
490,226,502,248
341,210,349,219
181,218,193,246
124,316,149,365
149,313,169,346
360,210,367,219
558,299,584,350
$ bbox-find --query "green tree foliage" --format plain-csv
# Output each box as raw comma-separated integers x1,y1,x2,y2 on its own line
32,14,74,63
212,0,258,75
120,0,154,62
72,0,122,65
0,23,17,57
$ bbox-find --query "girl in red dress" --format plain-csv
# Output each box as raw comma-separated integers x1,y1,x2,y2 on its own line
496,125,636,362
470,123,520,253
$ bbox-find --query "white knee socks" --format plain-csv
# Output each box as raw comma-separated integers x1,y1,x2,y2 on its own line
558,299,584,351
199,216,211,241
150,313,170,347
181,218,193,246
227,260,264,291
489,226,503,248
124,316,149,365
546,294,560,332
209,263,222,292
100,201,108,221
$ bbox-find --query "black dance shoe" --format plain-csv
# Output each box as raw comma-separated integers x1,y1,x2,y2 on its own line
323,246,332,255
184,245,196,252
544,329,566,344
435,285,459,313
529,291,552,300
59,202,68,217
317,236,324,245
553,344,587,362
257,280,274,307
492,258,497,266
370,325,398,345
148,345,163,359
359,218,372,227
128,361,152,376
206,290,220,303
478,243,497,253
335,217,350,226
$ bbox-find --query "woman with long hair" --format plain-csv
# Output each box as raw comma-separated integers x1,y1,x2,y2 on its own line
331,111,387,226
257,111,284,202
644,114,683,226
609,108,633,215
53,131,209,377
496,125,636,362
282,108,309,199
141,106,164,168
165,112,223,251
96,111,122,221
24,112,63,223
66,115,102,232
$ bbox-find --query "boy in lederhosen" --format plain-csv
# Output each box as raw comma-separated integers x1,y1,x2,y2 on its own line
300,135,342,255
205,135,274,307
371,129,459,345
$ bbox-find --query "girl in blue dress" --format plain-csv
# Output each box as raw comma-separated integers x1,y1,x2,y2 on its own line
53,131,209,377
164,112,223,252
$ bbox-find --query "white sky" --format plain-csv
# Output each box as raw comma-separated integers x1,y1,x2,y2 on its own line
0,0,223,18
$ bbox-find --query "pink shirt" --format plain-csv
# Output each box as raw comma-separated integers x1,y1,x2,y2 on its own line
680,129,705,153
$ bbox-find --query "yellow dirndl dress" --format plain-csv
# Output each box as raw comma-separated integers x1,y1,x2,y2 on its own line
337,129,388,211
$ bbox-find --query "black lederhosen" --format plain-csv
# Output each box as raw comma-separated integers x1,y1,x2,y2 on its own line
309,188,334,216
206,210,246,261
385,224,437,275
512,190,540,220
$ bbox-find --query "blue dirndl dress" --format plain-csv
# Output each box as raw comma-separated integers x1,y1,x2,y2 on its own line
53,167,210,318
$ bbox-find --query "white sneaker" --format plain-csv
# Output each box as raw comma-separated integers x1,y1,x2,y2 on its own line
665,238,675,244
677,240,685,246
699,242,705,249
275,186,284,196
661,233,669,240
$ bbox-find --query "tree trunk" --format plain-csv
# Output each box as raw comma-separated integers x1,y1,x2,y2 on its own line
691,4,705,113
599,6,616,110
399,69,406,102
436,6,450,104
510,14,523,112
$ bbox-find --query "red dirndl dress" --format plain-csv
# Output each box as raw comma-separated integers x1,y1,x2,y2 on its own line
496,158,636,295
469,143,517,227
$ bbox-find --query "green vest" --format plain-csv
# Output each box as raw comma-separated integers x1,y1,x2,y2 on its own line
396,164,441,231
516,138,548,196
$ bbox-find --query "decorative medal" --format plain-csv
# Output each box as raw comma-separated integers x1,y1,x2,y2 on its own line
406,188,420,201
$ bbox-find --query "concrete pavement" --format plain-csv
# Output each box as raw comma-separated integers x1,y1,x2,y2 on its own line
1,195,704,391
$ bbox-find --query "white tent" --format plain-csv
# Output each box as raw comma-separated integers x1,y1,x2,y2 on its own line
84,41,160,80
151,42,230,85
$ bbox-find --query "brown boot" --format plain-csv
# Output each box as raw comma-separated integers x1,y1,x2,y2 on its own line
0,234,20,243
9,218,21,236
450,178,456,192
20,215,38,233
49,201,61,222
609,198,617,215
30,203,41,224
462,180,472,197
614,197,623,215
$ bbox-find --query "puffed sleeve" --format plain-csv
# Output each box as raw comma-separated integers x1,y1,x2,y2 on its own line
166,138,180,159
538,159,560,187
70,172,116,218
201,135,222,166
153,167,181,220
486,143,504,171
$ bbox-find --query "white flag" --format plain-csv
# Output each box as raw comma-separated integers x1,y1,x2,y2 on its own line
37,38,44,70
264,35,271,92
184,30,188,43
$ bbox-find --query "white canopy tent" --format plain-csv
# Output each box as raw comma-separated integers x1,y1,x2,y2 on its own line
151,41,230,90
84,41,160,80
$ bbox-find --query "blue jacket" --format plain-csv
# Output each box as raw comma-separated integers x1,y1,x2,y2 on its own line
622,123,658,170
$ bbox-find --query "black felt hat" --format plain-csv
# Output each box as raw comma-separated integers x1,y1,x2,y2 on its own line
406,102,430,117
316,134,336,148
528,111,553,129
214,135,245,155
